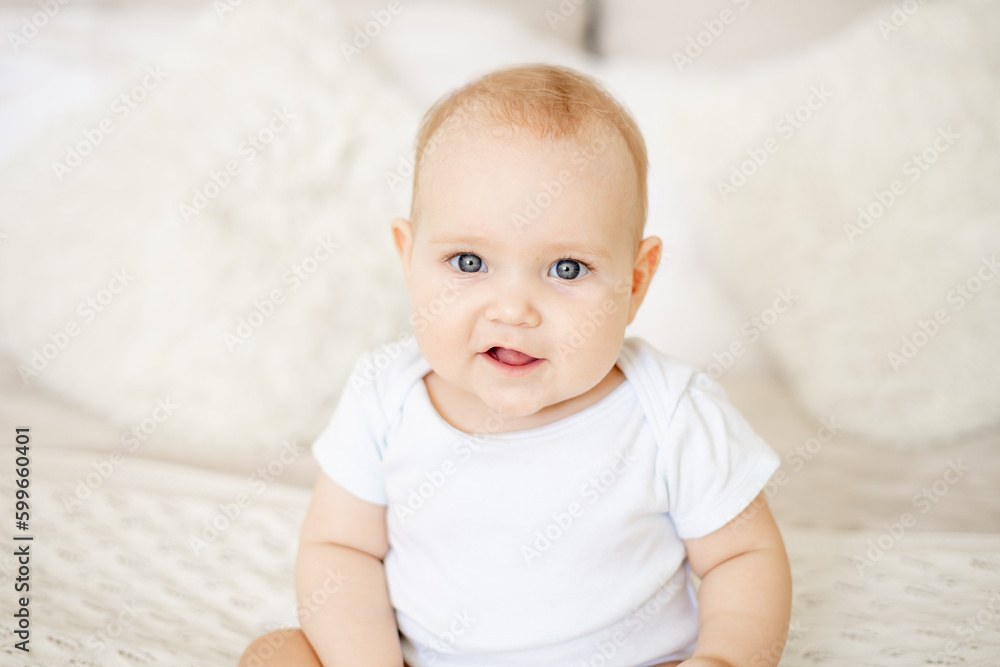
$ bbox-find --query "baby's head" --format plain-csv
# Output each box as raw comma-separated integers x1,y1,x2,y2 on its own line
392,64,661,426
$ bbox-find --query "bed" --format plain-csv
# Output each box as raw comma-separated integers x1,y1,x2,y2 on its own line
1,1,999,665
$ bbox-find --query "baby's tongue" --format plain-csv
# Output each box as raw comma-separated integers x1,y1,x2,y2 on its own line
493,347,535,366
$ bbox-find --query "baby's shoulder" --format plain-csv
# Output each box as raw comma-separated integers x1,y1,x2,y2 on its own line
619,337,759,459
348,335,424,380
343,334,428,419
619,337,722,411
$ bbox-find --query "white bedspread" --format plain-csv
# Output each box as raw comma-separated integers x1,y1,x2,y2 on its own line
1,2,999,666
2,447,998,666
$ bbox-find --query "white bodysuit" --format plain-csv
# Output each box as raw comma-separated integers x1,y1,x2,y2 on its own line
312,336,780,667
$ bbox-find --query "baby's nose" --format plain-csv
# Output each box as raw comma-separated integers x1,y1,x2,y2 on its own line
484,282,541,327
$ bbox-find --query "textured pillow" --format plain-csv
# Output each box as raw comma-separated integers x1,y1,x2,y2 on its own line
656,0,1000,445
0,0,417,468
594,0,887,70
331,0,593,50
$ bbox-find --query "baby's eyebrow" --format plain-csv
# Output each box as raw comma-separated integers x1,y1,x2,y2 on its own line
542,242,611,260
428,233,491,246
428,234,610,260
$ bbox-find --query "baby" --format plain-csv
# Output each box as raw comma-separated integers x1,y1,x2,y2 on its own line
240,64,791,667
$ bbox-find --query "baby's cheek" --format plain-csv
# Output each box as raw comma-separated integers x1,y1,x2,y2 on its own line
567,290,629,341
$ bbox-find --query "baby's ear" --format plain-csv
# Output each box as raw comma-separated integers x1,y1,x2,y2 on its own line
391,217,414,282
627,236,663,324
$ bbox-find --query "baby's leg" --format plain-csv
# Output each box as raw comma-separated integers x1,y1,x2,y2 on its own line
238,628,323,667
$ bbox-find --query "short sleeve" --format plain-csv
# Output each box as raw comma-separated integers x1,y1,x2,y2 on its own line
658,373,781,540
311,352,390,506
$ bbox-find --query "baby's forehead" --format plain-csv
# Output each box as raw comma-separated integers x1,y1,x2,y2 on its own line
422,117,626,175
415,125,636,237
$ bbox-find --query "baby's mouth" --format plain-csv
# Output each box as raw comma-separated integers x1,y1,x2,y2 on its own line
487,346,539,366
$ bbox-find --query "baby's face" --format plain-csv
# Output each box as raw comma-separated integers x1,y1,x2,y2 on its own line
393,124,658,429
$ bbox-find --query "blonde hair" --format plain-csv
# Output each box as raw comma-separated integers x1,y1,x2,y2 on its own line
410,64,648,246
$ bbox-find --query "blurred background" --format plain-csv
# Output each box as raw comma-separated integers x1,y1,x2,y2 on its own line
2,0,997,514
0,0,999,663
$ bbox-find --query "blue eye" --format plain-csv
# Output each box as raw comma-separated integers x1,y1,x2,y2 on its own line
450,253,485,273
549,259,589,280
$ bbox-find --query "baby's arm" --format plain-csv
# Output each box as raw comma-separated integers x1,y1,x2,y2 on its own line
677,493,792,667
296,472,403,666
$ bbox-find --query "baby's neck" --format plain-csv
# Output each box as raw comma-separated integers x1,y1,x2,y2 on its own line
423,365,626,435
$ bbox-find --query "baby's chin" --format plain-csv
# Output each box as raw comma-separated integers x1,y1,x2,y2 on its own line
474,388,543,418
474,385,585,427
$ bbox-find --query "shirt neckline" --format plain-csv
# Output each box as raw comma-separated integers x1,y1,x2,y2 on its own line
412,369,636,446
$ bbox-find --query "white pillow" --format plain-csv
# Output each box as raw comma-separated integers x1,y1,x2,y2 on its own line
595,0,888,71
0,0,418,468
331,0,593,50
655,0,1000,445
